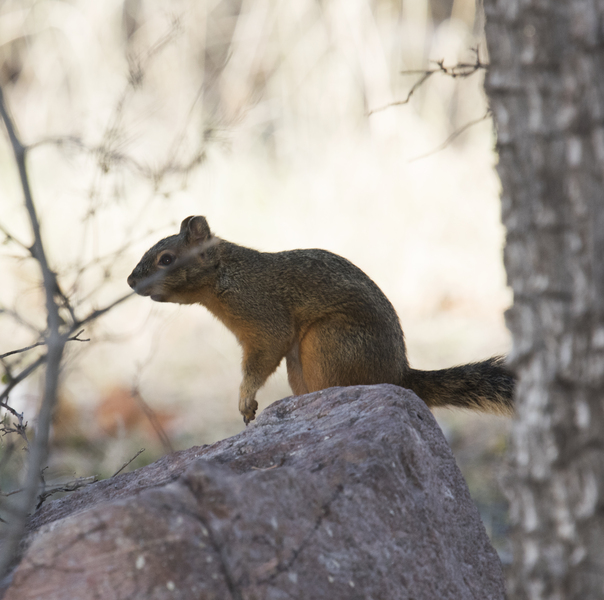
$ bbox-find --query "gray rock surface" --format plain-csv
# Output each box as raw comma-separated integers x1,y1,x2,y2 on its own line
4,385,505,599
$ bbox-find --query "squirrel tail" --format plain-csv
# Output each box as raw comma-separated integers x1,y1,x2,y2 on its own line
406,356,515,416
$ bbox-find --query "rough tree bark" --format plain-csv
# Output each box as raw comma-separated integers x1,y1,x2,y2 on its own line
484,1,604,598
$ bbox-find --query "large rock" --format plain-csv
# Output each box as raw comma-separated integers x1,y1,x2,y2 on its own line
3,385,505,600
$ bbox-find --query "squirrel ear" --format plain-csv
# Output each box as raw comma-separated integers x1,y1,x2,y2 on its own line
180,216,195,233
181,216,211,242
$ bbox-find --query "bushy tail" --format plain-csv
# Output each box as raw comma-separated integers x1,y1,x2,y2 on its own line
406,356,515,416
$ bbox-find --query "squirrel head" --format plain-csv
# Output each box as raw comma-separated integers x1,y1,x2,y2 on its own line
127,216,220,304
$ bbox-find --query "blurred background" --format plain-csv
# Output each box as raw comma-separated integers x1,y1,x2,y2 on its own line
0,0,511,557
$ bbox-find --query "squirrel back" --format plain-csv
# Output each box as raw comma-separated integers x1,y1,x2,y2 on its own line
128,216,514,423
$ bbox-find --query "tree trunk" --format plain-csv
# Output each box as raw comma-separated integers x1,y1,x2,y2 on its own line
483,0,604,597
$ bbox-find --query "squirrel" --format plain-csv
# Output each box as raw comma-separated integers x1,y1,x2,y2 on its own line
127,216,515,424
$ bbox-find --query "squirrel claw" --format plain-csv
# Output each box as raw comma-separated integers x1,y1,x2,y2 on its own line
243,412,256,425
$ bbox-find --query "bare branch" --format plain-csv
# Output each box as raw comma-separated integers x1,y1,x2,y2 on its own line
0,354,46,408
28,135,208,191
368,49,488,116
0,91,60,311
132,387,174,454
69,330,90,343
0,307,40,335
71,291,135,331
0,83,67,579
0,20,197,578
0,410,29,453
408,109,493,163
27,135,153,178
35,475,98,510
368,71,434,116
0,330,88,361
404,52,488,79
0,341,45,360
62,224,170,286
0,222,28,250
112,448,145,478
0,487,25,498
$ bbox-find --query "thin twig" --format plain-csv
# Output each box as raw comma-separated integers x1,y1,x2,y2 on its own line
0,306,40,335
28,136,152,177
112,448,145,478
35,475,98,510
71,291,135,331
0,341,45,360
132,387,174,454
28,135,208,190
0,488,24,498
68,329,90,343
408,109,492,163
62,225,168,283
0,330,87,371
403,55,488,79
368,71,434,116
0,354,46,407
0,222,28,250
0,411,29,453
368,49,488,116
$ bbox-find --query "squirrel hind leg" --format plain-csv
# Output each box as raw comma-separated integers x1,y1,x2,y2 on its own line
298,318,401,391
285,344,310,396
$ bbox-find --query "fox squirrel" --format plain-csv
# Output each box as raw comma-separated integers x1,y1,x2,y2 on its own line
127,216,514,424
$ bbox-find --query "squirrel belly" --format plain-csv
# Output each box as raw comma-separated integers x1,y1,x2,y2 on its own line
128,216,515,424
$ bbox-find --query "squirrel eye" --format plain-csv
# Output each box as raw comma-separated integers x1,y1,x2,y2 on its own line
159,253,175,267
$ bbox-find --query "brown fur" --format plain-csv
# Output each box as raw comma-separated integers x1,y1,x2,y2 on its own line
128,216,515,423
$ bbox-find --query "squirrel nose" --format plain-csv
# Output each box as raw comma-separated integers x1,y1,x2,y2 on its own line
127,274,136,289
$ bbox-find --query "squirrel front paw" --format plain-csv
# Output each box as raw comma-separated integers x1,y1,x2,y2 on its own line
239,395,259,425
